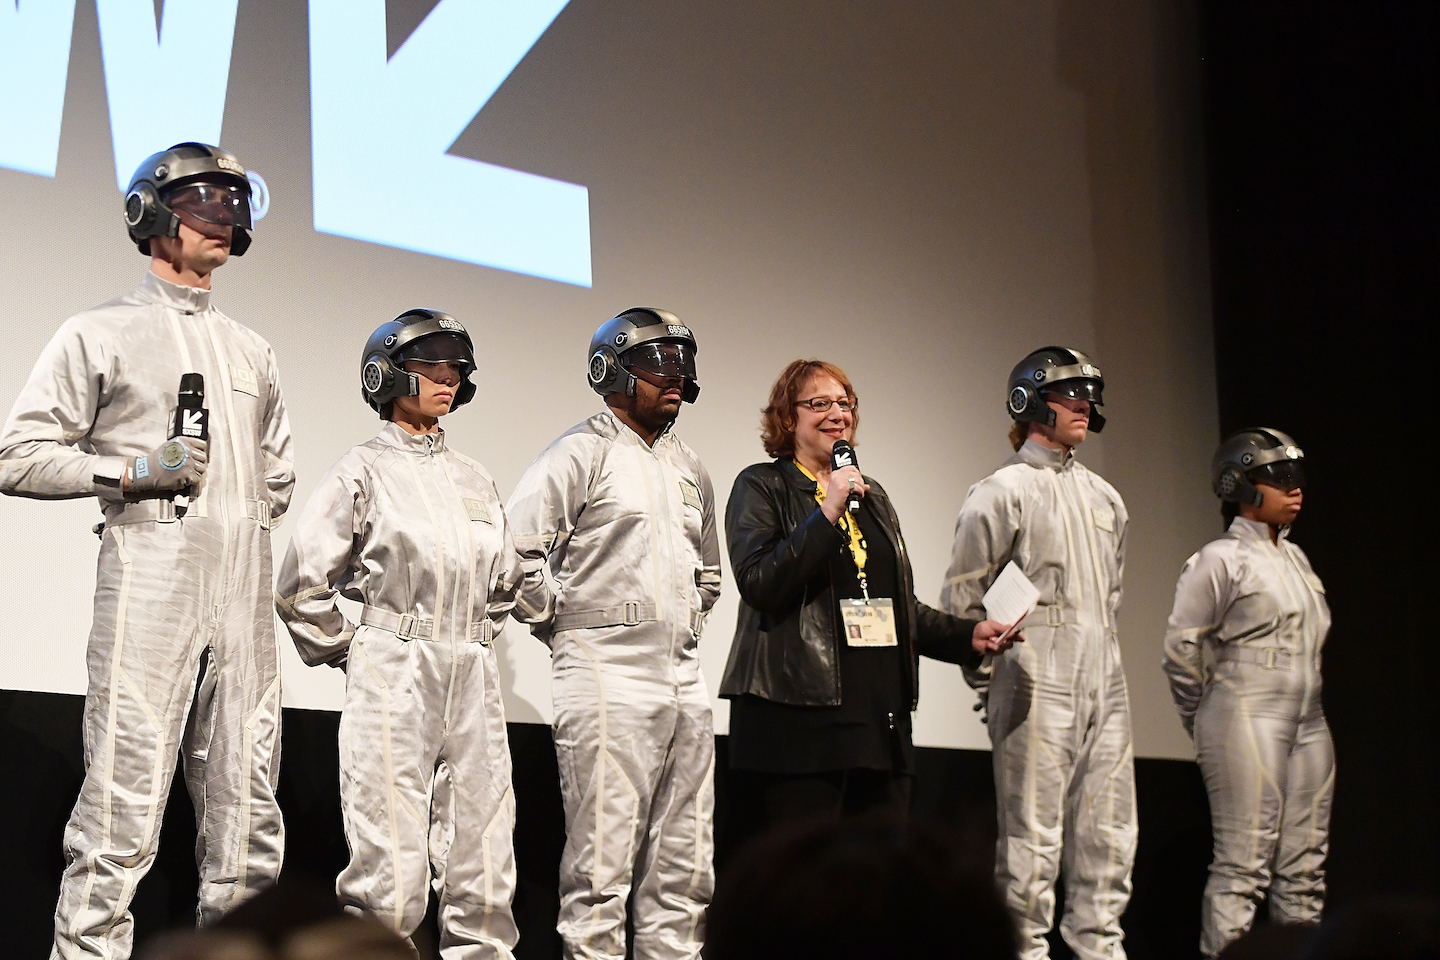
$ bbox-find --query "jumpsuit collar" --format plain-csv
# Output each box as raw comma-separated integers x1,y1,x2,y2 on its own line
1017,438,1074,471
1228,514,1291,545
138,270,212,314
377,420,447,454
600,407,672,452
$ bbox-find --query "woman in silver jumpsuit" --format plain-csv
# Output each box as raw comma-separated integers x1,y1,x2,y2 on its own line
276,310,527,959
1162,428,1334,958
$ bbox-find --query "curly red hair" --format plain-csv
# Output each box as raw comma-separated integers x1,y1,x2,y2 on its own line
760,360,859,458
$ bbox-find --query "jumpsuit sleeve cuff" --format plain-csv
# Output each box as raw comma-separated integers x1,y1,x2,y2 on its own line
91,456,128,494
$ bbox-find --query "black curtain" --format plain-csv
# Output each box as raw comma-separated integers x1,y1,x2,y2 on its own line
1202,0,1440,901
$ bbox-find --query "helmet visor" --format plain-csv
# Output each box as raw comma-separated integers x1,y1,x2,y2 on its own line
1251,459,1305,491
166,182,252,230
1044,378,1103,405
403,332,474,370
622,342,696,381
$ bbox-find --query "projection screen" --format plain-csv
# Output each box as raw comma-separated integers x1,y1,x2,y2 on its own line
0,0,1214,760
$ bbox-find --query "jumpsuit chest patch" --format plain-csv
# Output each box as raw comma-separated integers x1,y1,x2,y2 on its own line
464,498,493,523
230,364,259,397
1091,507,1114,532
678,478,702,512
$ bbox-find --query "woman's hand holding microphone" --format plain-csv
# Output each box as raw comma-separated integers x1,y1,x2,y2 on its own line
820,465,870,524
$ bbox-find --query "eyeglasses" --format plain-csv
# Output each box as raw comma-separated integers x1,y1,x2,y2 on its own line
794,396,857,414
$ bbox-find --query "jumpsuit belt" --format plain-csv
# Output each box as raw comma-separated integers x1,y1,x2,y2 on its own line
360,606,495,645
101,497,273,528
1020,604,1072,628
1214,646,1294,670
551,602,707,636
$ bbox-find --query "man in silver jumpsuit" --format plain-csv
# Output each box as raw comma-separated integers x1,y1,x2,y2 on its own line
0,143,294,960
940,347,1136,960
506,308,721,960
1163,429,1333,957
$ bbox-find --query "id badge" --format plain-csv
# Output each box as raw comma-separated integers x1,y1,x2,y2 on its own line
840,598,899,647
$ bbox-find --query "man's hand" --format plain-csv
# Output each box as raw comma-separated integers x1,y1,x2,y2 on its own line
122,438,208,497
971,619,1025,656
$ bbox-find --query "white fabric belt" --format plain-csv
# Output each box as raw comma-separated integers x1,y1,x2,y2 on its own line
550,607,708,639
552,603,707,636
361,605,494,645
244,498,272,529
1216,646,1293,670
553,601,658,631
103,497,272,528
1021,604,1072,628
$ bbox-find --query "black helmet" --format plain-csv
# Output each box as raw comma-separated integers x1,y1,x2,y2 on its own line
360,309,478,415
125,142,254,256
586,307,700,403
1212,428,1305,506
1005,346,1106,433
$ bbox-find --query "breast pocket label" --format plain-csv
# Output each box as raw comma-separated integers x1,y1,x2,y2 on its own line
464,498,492,524
1092,507,1114,532
679,478,702,512
230,364,259,397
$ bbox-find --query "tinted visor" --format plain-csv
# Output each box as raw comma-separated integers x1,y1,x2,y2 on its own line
1250,460,1305,491
403,332,474,370
165,182,252,230
1044,378,1103,405
622,342,696,381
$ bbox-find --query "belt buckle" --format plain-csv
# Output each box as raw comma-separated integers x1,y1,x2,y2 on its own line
1047,606,1063,627
623,601,640,626
396,614,417,641
1264,647,1278,669
255,499,272,530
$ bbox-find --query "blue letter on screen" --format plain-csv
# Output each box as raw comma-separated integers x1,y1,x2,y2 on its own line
0,1,79,178
0,0,237,187
310,0,592,287
97,0,239,189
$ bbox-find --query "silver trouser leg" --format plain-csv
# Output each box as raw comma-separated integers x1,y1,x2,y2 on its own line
988,633,1074,960
52,525,206,960
1196,689,1288,957
1058,652,1136,960
192,524,284,923
184,648,217,892
630,667,714,960
336,631,434,943
432,644,519,959
1267,714,1334,925
553,635,670,960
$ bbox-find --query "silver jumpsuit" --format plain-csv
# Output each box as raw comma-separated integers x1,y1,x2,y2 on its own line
1162,516,1334,957
275,423,524,958
0,272,295,960
941,439,1136,960
505,410,721,960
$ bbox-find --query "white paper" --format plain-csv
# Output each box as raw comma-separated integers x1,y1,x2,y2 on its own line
982,561,1041,631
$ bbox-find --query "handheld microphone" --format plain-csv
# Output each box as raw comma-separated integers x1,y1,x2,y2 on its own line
172,373,209,442
830,439,861,514
170,374,208,516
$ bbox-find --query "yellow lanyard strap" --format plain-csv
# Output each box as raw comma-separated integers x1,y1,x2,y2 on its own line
794,459,868,580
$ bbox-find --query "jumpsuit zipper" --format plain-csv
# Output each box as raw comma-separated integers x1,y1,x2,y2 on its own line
426,433,461,731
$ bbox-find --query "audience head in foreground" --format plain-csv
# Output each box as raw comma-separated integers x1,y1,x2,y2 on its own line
705,814,1016,960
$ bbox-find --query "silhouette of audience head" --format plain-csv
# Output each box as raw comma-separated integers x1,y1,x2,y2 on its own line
705,813,1016,960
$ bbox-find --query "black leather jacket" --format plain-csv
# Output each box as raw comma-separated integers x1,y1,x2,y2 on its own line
718,459,981,707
